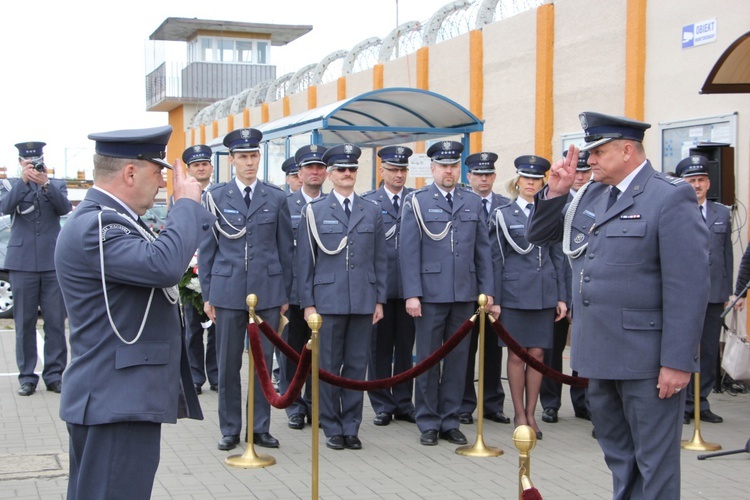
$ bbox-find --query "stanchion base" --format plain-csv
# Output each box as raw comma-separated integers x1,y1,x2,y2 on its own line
682,435,722,452
225,447,276,468
455,438,503,457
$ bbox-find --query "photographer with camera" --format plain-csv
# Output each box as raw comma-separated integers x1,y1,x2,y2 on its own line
0,142,72,397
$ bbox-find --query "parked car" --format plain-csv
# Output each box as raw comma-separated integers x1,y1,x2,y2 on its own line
141,203,166,233
0,215,14,318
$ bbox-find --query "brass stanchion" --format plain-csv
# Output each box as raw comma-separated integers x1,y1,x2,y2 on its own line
456,294,503,457
681,347,721,451
225,294,276,468
306,313,323,500
513,425,537,500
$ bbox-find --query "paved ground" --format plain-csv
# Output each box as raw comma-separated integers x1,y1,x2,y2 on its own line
1,321,749,499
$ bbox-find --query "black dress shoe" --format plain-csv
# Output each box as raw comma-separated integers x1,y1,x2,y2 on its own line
394,411,417,423
210,384,218,392
439,429,468,445
18,383,36,396
344,435,362,450
683,411,691,425
46,381,62,394
574,409,591,420
253,432,280,448
326,435,345,450
288,413,306,430
420,430,438,446
535,430,543,440
217,435,240,451
484,411,511,424
374,412,392,426
194,384,202,395
541,408,558,423
700,410,723,423
458,412,474,424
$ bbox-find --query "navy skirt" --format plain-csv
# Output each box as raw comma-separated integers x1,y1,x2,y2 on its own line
498,307,555,349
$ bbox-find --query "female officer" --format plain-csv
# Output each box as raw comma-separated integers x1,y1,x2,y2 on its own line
489,155,567,439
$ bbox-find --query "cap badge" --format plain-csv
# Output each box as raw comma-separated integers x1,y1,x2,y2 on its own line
442,141,452,150
344,144,353,154
480,153,489,161
310,145,318,152
240,129,251,140
529,156,537,164
26,142,35,149
579,114,588,130
193,145,202,153
691,156,701,164
396,146,405,154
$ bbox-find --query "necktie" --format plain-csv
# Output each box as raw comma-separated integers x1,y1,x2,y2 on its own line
606,186,620,211
700,205,706,221
392,194,400,213
482,199,489,216
244,186,252,207
343,198,351,219
525,203,533,217
446,193,453,209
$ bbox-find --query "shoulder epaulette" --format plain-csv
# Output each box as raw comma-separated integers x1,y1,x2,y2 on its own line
360,196,379,207
309,196,327,204
206,182,226,192
655,172,685,186
262,180,284,192
360,189,376,198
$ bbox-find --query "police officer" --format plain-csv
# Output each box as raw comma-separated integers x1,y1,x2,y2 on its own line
297,143,387,450
279,144,327,430
677,154,732,425
1,141,71,396
527,112,709,499
363,145,417,426
282,157,303,193
540,150,591,424
56,125,212,499
199,128,294,451
459,151,511,425
180,144,218,395
399,140,494,446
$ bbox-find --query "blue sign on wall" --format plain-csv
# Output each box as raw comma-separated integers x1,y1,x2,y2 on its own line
682,19,717,49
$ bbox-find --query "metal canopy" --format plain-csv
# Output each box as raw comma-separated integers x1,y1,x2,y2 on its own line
149,17,312,45
208,87,484,150
701,31,750,94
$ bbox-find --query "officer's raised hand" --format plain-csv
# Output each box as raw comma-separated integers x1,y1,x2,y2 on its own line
547,144,579,198
171,158,202,203
20,159,49,186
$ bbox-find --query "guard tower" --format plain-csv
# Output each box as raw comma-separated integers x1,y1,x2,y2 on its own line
145,17,312,160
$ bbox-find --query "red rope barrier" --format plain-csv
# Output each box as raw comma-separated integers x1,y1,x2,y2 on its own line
247,323,313,409
255,317,475,391
489,316,588,388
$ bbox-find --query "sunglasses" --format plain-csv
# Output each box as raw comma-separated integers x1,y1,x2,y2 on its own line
334,166,358,173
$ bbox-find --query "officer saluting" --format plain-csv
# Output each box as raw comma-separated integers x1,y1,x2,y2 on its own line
56,125,213,499
527,112,709,499
1,141,71,397
399,140,494,447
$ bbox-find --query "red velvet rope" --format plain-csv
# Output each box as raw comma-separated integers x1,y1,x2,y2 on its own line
489,317,588,388
253,317,475,392
247,323,313,409
522,487,543,500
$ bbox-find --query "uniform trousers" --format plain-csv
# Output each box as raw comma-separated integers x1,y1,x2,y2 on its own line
318,314,372,437
685,302,723,413
414,301,473,433
11,270,67,386
279,304,312,418
215,306,280,436
184,304,218,388
461,318,506,415
588,378,685,500
367,298,415,416
67,421,161,500
540,317,587,413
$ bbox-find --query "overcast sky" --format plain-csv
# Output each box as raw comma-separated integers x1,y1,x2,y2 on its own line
2,0,455,177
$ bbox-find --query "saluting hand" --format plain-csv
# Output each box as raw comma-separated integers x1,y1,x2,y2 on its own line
172,159,202,203
547,144,579,198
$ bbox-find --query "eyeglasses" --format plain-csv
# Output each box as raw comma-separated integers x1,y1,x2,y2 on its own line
334,167,358,173
382,166,408,172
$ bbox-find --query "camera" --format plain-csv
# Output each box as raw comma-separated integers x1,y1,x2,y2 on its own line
32,160,46,172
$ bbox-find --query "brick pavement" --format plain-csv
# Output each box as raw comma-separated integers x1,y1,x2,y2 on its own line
1,325,749,499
